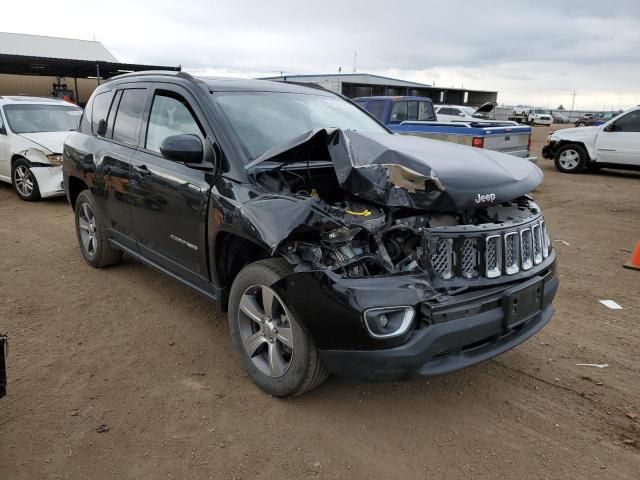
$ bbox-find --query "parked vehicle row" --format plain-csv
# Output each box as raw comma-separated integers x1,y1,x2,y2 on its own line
543,106,640,173
575,111,621,127
0,96,82,201
59,72,558,396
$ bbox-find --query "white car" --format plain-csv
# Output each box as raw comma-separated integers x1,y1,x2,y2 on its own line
543,106,640,173
512,105,532,115
527,108,553,126
0,96,82,201
434,102,495,122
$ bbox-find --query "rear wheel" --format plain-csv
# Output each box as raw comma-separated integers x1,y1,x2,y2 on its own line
74,190,122,268
228,258,328,397
554,143,587,173
12,159,41,201
577,122,586,127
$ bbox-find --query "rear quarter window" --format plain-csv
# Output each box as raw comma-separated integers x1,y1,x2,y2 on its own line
91,91,114,135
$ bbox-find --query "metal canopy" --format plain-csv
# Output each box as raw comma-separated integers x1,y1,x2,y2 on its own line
0,53,180,80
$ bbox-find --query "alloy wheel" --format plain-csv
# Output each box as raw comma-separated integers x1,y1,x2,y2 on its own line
78,203,98,257
14,165,34,197
237,285,294,378
558,149,580,170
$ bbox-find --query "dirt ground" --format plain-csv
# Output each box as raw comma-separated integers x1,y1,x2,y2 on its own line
1,126,639,479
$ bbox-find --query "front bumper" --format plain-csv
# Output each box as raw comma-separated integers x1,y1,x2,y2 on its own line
30,166,64,198
319,271,558,380
542,142,557,160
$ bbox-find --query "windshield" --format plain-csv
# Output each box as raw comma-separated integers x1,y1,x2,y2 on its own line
213,92,388,160
535,109,550,114
3,104,82,134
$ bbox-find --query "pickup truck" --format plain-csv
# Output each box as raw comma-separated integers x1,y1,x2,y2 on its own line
543,106,640,173
355,96,535,162
63,72,558,397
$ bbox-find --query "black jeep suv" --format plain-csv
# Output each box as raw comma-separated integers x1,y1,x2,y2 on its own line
63,71,558,396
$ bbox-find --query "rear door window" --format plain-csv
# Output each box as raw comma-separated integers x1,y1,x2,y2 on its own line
112,89,148,146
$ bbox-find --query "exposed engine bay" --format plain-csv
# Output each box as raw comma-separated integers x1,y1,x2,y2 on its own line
255,163,543,279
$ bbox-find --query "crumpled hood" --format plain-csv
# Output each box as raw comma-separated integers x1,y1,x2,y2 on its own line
248,129,542,211
17,131,72,154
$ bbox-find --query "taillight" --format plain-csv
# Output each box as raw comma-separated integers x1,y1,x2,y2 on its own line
528,134,532,152
471,136,484,148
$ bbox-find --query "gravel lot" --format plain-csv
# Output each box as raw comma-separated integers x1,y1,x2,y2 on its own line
1,126,639,479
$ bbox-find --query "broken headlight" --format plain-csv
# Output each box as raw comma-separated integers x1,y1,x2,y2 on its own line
47,154,63,166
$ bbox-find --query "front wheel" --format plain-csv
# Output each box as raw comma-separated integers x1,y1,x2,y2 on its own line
74,190,122,267
12,159,41,201
228,258,328,397
554,143,587,173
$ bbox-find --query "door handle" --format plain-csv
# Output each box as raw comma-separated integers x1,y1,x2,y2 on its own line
134,164,152,176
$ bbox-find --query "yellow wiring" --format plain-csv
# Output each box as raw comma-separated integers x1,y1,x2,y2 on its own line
345,209,372,217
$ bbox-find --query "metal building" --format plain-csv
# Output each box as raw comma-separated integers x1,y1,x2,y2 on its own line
261,73,498,106
0,32,180,105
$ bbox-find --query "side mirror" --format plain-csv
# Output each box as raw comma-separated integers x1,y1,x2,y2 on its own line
160,134,203,164
603,124,617,132
0,125,6,135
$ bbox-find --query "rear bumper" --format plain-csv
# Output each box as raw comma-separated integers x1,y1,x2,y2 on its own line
319,272,559,381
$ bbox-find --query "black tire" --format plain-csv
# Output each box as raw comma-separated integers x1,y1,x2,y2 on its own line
554,143,588,173
228,258,329,397
74,190,122,268
577,122,586,127
11,158,41,201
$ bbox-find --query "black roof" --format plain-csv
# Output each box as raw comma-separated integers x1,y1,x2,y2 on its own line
109,71,334,95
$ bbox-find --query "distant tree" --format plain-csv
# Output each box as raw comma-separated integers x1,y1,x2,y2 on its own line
557,104,565,110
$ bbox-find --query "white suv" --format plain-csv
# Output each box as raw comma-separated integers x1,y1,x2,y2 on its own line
0,96,82,201
543,106,640,173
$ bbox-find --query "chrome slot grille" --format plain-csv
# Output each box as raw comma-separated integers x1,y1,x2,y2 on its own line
461,238,479,278
427,218,550,281
431,239,453,279
531,224,543,265
520,228,533,270
504,232,520,275
485,235,502,278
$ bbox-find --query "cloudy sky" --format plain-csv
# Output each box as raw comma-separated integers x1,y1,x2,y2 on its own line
2,0,639,109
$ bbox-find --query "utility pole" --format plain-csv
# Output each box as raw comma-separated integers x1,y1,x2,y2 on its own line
571,91,576,113
353,51,357,74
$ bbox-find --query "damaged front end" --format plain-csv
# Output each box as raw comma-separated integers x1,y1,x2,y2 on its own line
237,129,558,372
244,128,548,280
